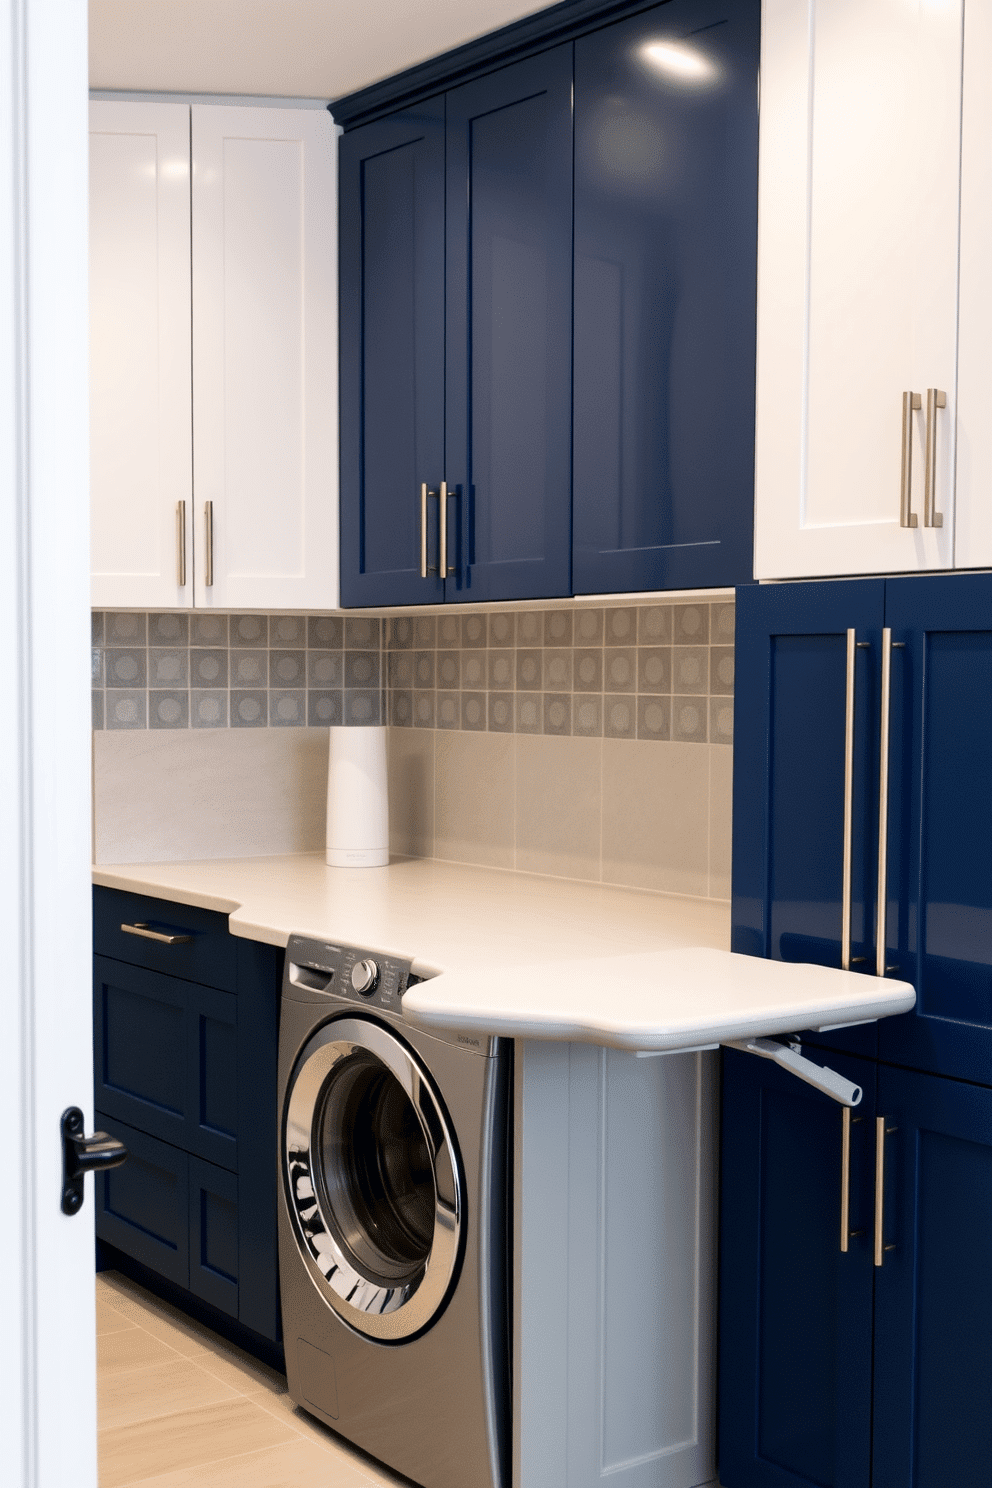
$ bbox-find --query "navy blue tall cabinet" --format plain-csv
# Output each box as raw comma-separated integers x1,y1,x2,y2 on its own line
337,0,759,608
721,574,992,1488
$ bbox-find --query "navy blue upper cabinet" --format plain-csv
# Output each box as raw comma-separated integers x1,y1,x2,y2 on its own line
339,101,446,608
446,48,573,602
572,0,759,595
878,576,992,1084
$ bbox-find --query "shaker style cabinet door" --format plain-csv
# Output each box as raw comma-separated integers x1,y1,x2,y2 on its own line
338,101,446,607
754,0,962,579
718,1048,876,1488
191,105,339,610
732,581,885,1058
572,0,759,595
89,102,193,609
445,46,574,603
871,1066,992,1488
877,575,992,1085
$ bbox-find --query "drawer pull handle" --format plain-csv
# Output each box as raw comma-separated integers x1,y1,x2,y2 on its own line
120,921,193,945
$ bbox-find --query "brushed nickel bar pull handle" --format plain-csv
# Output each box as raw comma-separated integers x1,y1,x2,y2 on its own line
204,500,214,587
177,501,187,587
900,392,921,528
924,387,946,528
840,1110,864,1253
439,479,449,581
842,630,857,970
840,1105,852,1252
876,628,893,977
420,483,429,578
874,1117,898,1266
121,921,193,945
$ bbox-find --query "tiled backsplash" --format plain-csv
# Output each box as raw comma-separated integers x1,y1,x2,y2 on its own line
92,600,734,744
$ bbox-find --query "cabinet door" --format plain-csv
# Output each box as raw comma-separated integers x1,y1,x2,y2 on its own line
953,3,992,569
719,1048,876,1488
732,581,884,1059
89,101,193,609
878,575,992,1083
572,0,758,595
94,956,238,1170
338,103,446,607
445,47,573,603
95,1113,190,1288
191,105,339,609
754,0,962,579
188,1156,239,1320
872,1066,992,1488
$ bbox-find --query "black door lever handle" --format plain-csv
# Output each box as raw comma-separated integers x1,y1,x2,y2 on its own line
60,1106,128,1215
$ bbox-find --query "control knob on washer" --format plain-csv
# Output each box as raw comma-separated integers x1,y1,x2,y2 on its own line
351,958,380,996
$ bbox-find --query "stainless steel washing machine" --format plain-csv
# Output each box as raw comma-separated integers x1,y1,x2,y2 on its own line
277,934,510,1488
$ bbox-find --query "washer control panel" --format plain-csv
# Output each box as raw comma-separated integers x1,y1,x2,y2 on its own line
284,934,415,1012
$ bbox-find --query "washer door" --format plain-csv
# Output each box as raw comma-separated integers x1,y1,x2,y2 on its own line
283,1016,462,1342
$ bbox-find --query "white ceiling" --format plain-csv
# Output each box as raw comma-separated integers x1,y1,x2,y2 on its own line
89,0,557,101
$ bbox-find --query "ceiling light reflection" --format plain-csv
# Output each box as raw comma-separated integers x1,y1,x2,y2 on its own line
640,40,717,85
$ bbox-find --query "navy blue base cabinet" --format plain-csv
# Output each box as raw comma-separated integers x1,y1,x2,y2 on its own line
93,887,282,1346
722,572,992,1487
338,0,759,608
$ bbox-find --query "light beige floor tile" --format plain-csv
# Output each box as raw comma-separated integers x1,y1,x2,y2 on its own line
96,1295,137,1337
601,738,710,896
113,1435,378,1488
251,1393,411,1486
99,1397,298,1488
514,734,602,881
98,1352,241,1431
98,1326,181,1379
434,729,515,869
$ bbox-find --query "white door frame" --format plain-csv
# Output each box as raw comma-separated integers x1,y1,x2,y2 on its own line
1,2,96,1485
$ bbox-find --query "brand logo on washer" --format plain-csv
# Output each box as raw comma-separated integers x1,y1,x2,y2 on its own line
458,1034,481,1047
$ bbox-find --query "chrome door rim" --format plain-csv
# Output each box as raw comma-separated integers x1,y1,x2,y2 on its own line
283,1016,462,1341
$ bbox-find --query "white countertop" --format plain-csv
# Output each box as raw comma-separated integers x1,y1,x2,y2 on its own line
93,853,732,971
93,854,915,1051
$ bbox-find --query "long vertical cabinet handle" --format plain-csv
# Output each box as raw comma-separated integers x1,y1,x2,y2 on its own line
840,1107,864,1253
204,500,214,587
420,483,430,578
841,630,857,970
874,1117,898,1266
924,387,947,528
900,392,921,528
876,629,893,977
439,480,448,581
176,501,187,587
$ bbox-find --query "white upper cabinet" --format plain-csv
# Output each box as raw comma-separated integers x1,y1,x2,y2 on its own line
89,102,338,610
954,2,992,570
754,0,964,579
191,106,338,609
90,102,193,608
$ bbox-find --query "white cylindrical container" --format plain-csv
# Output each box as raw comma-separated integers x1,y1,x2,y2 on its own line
326,725,389,867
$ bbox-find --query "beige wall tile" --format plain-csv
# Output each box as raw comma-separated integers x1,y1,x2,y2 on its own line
435,730,515,869
93,728,329,863
515,735,602,881
601,739,709,897
387,726,435,858
709,744,734,900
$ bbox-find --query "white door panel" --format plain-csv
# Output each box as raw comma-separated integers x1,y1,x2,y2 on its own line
89,102,192,608
954,0,992,569
755,0,963,579
191,106,339,610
